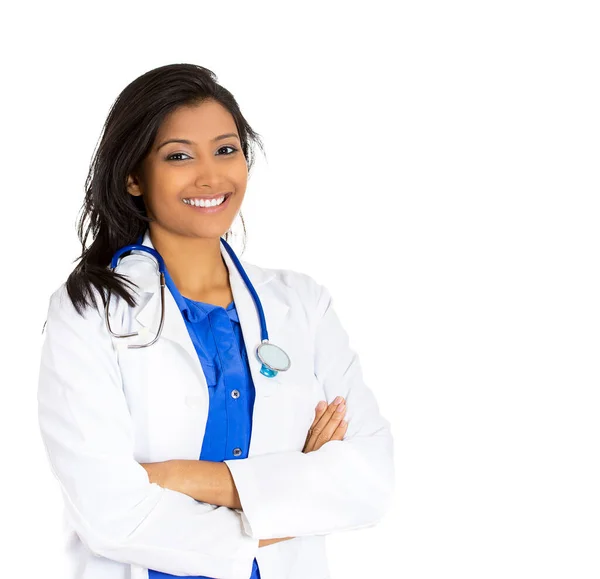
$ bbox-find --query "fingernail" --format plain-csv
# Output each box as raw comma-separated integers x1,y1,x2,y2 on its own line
334,396,342,405
316,401,326,411
340,420,347,426
336,403,346,412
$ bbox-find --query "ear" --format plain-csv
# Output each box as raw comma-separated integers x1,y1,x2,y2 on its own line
126,173,143,197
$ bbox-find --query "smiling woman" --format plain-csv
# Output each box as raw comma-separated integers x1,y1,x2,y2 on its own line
37,63,394,579
63,66,264,313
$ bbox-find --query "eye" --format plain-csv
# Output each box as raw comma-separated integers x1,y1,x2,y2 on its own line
166,146,237,162
217,145,238,155
166,152,191,161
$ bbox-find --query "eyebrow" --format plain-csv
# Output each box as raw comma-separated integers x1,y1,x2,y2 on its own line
155,133,240,152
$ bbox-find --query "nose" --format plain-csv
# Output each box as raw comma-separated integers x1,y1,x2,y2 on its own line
193,155,226,189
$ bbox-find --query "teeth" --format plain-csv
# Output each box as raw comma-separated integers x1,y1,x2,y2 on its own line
184,195,226,207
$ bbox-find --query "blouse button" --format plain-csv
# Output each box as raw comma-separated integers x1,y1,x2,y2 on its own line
231,389,240,399
233,448,242,457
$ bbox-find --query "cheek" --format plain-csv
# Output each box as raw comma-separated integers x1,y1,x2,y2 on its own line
233,168,248,197
153,170,187,197
233,155,249,181
142,171,184,212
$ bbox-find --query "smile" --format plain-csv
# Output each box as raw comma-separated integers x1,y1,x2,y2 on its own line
182,193,232,214
183,195,227,207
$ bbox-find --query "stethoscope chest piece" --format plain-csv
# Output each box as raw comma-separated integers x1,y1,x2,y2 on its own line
256,340,291,378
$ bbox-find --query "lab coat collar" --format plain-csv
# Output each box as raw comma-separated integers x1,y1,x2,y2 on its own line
125,229,290,376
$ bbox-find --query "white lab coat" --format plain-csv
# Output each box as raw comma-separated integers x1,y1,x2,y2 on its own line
37,230,395,579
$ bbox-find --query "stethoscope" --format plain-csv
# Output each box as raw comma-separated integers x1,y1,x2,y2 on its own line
104,235,291,378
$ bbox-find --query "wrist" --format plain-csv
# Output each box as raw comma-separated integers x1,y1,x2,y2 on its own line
142,460,180,490
141,459,241,509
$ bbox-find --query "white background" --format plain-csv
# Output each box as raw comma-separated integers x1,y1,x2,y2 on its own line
1,1,599,577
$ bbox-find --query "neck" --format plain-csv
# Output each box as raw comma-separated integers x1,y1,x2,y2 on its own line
147,227,230,296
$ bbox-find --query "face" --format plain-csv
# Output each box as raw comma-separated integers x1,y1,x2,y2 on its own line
127,99,248,240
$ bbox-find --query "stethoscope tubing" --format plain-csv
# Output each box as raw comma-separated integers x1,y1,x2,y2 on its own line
104,234,290,375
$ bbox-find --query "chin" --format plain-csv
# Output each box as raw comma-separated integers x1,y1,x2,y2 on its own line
191,225,233,240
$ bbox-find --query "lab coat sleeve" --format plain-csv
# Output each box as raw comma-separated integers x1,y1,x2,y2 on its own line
224,276,395,539
37,285,258,579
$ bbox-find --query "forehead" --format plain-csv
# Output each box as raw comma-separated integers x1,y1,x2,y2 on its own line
156,100,237,140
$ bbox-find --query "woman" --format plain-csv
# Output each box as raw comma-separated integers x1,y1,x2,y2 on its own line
37,63,394,579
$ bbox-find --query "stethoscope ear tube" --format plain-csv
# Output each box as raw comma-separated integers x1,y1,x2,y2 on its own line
105,263,166,349
110,244,166,273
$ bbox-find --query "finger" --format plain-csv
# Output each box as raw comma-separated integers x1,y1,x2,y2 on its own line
310,401,327,427
305,402,327,440
330,419,348,441
303,396,343,452
314,402,346,446
312,397,345,435
305,398,346,452
304,402,327,452
313,400,345,439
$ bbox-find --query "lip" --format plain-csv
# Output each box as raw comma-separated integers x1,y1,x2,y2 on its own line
183,192,232,214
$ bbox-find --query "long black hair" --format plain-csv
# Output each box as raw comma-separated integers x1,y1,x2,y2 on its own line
65,63,265,316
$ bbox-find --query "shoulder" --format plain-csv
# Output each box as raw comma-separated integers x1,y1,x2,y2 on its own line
241,259,333,324
243,259,325,297
43,281,107,334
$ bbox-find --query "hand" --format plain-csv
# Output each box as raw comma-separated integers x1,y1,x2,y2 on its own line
302,396,348,453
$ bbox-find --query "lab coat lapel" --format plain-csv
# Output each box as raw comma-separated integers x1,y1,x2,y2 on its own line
223,243,290,399
131,230,198,366
132,230,290,398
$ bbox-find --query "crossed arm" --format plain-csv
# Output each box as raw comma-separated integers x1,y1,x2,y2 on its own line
141,459,293,548
139,395,349,509
141,459,241,509
139,396,350,547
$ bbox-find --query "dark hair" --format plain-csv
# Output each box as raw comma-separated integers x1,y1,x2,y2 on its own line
65,63,265,316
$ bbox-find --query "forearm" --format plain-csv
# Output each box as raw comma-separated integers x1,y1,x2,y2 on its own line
142,460,295,547
142,460,242,509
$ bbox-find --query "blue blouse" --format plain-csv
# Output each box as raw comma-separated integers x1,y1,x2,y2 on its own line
148,267,261,579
